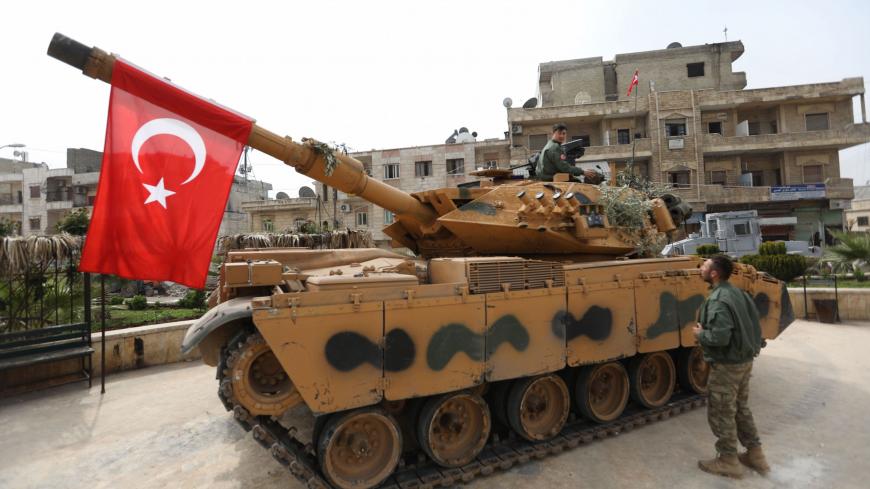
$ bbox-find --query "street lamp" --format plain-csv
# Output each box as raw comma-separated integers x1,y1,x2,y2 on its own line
0,143,25,151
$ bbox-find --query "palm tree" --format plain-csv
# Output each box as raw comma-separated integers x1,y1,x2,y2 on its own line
826,231,870,273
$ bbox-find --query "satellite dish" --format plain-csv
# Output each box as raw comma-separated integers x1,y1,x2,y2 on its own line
298,186,316,198
276,191,290,200
667,42,683,49
502,97,513,108
522,97,538,109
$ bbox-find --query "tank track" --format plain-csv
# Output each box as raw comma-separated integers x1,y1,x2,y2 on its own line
246,393,707,489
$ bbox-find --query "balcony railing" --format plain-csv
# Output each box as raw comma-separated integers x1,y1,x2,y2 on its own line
702,124,870,154
666,178,854,208
0,194,22,205
45,189,72,202
510,138,653,163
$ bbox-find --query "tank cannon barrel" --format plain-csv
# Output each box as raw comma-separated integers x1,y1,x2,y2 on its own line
46,33,438,237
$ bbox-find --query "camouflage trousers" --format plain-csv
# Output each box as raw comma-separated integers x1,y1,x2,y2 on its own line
706,361,761,455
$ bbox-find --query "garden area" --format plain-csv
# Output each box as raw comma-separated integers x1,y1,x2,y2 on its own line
694,231,870,288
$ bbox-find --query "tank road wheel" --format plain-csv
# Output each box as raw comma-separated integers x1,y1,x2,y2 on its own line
507,374,571,441
318,407,402,489
574,362,630,424
678,347,709,395
629,352,676,409
228,333,300,417
417,391,491,468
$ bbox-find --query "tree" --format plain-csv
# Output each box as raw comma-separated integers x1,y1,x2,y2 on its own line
56,208,90,236
0,218,19,237
826,231,870,272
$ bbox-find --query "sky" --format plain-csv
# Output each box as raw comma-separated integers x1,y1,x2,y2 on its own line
1,0,868,198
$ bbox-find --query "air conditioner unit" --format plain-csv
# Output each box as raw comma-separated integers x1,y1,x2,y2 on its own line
339,204,351,213
511,124,523,135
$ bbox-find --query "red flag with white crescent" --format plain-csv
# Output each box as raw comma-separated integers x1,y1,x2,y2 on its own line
627,69,639,96
80,59,253,288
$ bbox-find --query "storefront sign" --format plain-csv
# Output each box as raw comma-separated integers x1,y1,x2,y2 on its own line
770,184,826,201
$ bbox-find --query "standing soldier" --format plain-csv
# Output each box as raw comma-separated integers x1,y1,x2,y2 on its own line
692,255,770,478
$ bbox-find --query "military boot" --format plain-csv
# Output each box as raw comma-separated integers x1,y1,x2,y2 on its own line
738,446,770,475
698,454,744,479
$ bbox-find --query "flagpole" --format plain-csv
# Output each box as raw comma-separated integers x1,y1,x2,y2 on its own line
629,69,638,177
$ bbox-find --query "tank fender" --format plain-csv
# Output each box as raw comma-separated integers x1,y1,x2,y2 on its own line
181,297,254,363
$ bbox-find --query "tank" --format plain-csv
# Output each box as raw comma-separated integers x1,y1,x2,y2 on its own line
48,33,795,489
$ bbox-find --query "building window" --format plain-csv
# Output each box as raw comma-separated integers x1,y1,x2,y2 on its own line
857,216,869,226
803,165,823,183
805,113,829,131
528,134,548,151
321,183,328,201
481,160,498,169
769,121,778,134
734,223,750,236
356,211,368,227
687,62,705,78
30,185,40,199
446,158,465,175
668,171,690,188
709,170,727,185
617,129,630,145
665,119,687,137
29,217,40,231
262,218,274,232
744,170,764,187
384,210,395,225
415,161,433,177
384,163,400,179
707,122,722,135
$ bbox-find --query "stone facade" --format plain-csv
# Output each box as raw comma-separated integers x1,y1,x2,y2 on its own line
509,41,868,243
845,186,870,232
241,197,320,233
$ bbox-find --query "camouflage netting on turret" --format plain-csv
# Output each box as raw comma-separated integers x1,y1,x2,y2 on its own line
0,234,81,276
597,175,671,258
218,230,374,254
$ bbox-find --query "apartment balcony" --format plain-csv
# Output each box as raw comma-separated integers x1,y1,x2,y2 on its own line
702,124,870,155
240,197,317,213
508,98,647,124
510,139,653,164
697,77,864,109
669,178,854,211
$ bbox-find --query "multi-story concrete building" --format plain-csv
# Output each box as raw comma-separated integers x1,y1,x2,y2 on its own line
241,197,320,233
845,186,870,232
0,148,271,238
342,137,511,246
509,40,867,243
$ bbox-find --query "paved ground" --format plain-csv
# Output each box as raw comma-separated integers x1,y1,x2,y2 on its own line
1,319,868,489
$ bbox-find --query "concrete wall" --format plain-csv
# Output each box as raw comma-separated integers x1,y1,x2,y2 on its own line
0,320,201,394
788,288,870,321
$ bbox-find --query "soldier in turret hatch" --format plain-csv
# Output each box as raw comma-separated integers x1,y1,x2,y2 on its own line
535,123,603,183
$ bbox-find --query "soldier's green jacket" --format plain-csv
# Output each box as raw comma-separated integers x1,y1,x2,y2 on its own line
698,281,763,364
536,139,583,181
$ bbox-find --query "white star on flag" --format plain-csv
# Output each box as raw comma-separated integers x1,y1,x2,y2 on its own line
142,178,176,209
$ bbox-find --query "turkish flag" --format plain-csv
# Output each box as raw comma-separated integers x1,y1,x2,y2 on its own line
80,59,253,288
627,69,639,96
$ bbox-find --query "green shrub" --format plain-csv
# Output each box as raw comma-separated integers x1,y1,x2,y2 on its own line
758,241,787,256
109,295,124,306
854,268,866,282
694,244,721,257
178,289,206,309
741,253,808,283
127,295,147,310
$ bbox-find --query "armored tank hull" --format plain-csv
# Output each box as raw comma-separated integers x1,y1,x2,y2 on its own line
180,248,793,489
